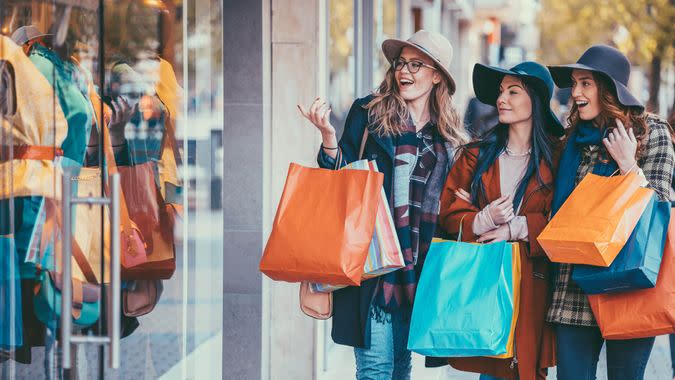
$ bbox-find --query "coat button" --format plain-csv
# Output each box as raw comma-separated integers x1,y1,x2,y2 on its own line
371,154,377,159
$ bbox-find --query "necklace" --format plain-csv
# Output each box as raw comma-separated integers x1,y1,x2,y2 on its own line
505,145,532,157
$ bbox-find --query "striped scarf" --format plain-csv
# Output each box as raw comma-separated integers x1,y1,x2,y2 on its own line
374,120,450,312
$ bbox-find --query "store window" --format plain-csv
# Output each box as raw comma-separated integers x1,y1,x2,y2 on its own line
328,0,355,139
372,0,398,89
0,1,223,379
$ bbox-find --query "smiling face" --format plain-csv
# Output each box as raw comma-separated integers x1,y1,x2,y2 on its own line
394,47,442,103
571,69,601,120
496,75,533,125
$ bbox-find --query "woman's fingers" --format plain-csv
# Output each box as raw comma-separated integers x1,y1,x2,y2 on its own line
454,189,470,203
309,97,322,116
297,104,310,119
628,126,637,143
321,106,331,124
615,118,628,137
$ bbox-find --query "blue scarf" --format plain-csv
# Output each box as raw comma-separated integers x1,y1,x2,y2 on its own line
551,121,618,216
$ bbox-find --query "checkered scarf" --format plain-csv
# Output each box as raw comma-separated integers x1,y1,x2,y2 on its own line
374,120,450,312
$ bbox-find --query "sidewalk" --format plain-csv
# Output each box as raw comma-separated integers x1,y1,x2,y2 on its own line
322,335,672,379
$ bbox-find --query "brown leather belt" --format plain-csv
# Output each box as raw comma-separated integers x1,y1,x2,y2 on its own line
0,146,63,162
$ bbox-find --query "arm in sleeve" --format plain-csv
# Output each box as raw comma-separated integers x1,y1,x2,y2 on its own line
317,98,370,170
438,148,481,242
639,119,675,201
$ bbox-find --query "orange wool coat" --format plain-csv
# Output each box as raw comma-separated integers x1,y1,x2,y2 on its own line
436,147,557,380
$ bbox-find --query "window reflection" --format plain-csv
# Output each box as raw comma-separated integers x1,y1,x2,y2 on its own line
373,0,398,89
0,1,223,378
328,0,355,139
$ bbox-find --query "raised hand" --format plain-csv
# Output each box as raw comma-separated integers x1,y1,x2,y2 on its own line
603,118,638,174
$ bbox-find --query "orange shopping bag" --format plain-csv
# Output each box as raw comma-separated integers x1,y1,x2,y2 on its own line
259,163,384,285
588,214,675,339
537,172,653,266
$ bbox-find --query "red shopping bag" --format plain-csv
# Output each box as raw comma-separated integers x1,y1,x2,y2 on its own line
260,163,383,285
588,212,675,339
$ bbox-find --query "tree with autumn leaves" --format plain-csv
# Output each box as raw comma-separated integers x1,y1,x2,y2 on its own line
538,0,674,114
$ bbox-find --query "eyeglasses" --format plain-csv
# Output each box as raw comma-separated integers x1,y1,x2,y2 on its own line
393,58,436,73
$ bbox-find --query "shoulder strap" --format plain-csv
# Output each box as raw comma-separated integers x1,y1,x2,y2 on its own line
46,200,99,284
358,127,369,160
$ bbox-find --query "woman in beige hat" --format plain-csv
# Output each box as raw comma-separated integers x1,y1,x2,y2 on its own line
298,30,468,379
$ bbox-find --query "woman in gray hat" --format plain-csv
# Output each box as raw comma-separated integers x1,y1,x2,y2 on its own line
437,61,563,380
298,29,468,379
546,44,675,380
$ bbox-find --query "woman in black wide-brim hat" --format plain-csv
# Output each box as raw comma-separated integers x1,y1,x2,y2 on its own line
545,45,675,380
436,61,561,380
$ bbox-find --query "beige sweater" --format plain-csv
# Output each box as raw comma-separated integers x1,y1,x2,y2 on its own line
472,151,530,240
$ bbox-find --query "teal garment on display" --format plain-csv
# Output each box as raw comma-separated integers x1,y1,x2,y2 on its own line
28,44,93,165
0,196,50,280
408,240,516,357
0,236,23,348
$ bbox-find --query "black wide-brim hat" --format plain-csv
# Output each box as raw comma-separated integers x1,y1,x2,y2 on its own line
548,45,643,111
473,61,565,137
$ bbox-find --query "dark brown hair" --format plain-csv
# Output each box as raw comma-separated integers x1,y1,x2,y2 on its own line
567,72,649,160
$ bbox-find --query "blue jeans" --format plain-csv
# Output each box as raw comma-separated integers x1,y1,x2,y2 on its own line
556,324,655,380
479,374,506,380
670,334,675,377
354,307,412,380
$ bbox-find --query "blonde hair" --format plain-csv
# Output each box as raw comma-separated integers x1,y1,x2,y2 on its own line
364,66,469,147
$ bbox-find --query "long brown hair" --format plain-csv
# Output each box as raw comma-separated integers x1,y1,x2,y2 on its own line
364,65,469,147
567,72,649,159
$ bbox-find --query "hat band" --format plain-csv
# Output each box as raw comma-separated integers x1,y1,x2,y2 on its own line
408,42,440,65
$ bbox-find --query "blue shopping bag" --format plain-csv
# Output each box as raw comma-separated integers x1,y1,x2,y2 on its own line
572,193,671,294
0,236,23,348
408,240,518,357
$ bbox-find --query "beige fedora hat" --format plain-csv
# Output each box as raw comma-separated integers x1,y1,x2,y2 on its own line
10,25,52,46
382,30,456,94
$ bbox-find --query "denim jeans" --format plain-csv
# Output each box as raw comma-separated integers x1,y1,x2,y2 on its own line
670,334,675,377
479,374,506,380
354,306,412,380
555,324,655,380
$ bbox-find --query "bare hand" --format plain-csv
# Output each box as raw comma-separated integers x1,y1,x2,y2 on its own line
454,188,471,203
487,195,515,225
297,97,335,137
603,118,638,173
477,224,510,243
108,97,135,146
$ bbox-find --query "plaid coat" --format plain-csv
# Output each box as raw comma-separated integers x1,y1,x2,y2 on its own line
547,115,675,326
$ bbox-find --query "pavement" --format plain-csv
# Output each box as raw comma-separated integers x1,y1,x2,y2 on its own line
321,335,673,380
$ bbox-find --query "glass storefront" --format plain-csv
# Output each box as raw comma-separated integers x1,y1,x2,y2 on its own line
0,1,223,378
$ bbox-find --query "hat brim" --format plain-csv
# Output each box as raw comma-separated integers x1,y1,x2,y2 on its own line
548,64,644,111
13,32,53,46
382,39,456,95
472,64,565,137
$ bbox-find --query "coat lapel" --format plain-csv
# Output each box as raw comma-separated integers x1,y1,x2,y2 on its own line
368,128,395,159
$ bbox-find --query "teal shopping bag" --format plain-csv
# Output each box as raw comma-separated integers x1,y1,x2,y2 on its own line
572,195,671,294
408,240,517,357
